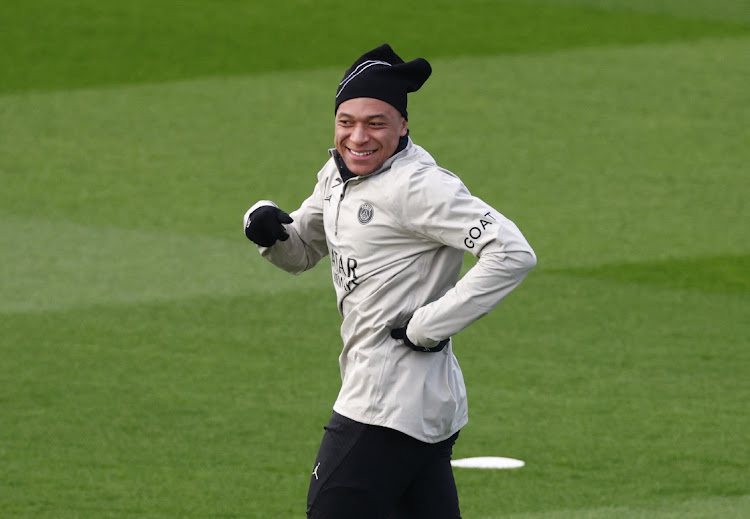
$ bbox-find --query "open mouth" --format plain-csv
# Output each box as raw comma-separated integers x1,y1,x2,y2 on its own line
348,148,375,158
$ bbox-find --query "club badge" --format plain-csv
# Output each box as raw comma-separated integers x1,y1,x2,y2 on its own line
358,203,374,225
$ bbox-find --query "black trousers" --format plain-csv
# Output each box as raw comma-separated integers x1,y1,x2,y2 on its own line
307,412,461,519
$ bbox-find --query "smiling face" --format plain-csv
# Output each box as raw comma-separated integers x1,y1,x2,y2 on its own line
334,97,408,176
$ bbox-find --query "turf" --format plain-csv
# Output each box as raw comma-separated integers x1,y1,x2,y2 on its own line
1,1,748,517
2,0,749,93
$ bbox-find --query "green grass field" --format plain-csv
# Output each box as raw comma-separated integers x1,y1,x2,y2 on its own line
1,1,749,517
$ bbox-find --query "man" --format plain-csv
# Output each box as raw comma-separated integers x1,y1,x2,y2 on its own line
243,44,536,518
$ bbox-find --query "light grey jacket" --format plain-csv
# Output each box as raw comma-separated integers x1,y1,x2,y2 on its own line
245,139,536,443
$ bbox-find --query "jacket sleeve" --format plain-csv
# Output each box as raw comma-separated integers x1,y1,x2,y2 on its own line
246,170,329,275
400,166,537,347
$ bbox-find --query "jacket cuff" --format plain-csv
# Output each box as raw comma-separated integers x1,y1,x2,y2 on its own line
406,319,441,349
243,200,278,228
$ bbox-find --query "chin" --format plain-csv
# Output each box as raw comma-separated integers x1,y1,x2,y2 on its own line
349,166,376,176
342,159,376,176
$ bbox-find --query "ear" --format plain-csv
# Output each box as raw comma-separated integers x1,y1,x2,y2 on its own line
399,117,408,137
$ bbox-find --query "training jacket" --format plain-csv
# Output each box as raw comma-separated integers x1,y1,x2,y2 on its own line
247,138,536,443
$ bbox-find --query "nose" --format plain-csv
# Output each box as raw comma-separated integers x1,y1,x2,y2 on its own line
350,123,368,144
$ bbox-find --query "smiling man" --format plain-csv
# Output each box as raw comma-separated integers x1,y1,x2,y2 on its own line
243,44,537,518
334,97,407,176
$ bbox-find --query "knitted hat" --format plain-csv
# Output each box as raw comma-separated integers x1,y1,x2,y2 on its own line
335,44,432,120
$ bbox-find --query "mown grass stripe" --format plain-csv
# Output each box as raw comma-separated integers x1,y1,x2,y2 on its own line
1,0,748,93
550,254,750,294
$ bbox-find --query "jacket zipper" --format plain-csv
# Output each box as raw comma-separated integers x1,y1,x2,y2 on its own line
334,181,348,237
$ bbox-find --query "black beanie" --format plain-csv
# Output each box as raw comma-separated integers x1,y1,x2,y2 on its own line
335,44,432,120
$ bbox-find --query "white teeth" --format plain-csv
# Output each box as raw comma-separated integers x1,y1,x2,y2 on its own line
350,149,374,157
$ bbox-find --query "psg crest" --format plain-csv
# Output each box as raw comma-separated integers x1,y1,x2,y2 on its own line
358,203,374,225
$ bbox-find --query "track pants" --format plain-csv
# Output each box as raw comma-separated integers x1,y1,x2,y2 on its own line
306,412,461,519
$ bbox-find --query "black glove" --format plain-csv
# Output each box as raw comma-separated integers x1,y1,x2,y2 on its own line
391,321,450,353
244,206,294,247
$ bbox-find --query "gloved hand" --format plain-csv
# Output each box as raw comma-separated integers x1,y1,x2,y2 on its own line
244,206,294,247
391,321,450,353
